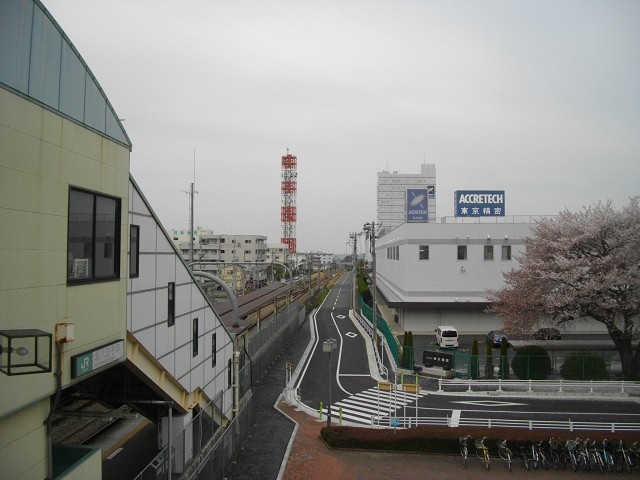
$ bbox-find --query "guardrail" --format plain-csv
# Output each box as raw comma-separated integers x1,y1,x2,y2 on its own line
437,378,640,395
371,415,640,432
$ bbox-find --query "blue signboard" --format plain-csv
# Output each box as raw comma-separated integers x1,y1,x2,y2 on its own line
406,189,429,222
455,190,505,217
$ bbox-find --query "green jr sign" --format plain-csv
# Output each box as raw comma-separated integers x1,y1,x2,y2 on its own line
71,340,124,378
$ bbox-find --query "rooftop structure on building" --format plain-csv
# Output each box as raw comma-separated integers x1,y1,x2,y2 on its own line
377,163,436,235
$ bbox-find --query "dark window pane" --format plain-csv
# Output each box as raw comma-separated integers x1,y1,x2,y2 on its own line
419,245,429,260
94,195,118,278
168,282,175,327
457,245,467,260
130,225,139,278
193,318,198,357
484,245,494,260
68,189,94,280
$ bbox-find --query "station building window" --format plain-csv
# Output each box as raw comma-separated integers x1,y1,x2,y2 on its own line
457,245,467,261
67,187,121,283
502,245,512,260
484,245,494,261
419,245,429,260
130,225,140,278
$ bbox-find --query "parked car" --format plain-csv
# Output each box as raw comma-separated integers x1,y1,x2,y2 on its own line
533,327,561,340
487,330,509,347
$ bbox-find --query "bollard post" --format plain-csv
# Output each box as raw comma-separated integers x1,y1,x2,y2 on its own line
319,402,323,420
339,407,343,426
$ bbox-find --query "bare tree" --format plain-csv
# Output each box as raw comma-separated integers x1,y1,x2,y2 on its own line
486,198,640,378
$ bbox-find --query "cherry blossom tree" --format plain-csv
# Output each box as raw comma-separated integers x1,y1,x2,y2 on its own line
486,198,640,378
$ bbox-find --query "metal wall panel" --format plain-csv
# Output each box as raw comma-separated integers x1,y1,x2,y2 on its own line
0,0,32,92
28,6,61,107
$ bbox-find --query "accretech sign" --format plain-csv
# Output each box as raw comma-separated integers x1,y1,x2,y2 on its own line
406,189,430,222
454,190,505,217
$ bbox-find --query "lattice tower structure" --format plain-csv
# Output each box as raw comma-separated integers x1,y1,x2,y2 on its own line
281,152,297,254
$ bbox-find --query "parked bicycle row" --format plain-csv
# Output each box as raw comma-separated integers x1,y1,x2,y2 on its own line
459,435,640,473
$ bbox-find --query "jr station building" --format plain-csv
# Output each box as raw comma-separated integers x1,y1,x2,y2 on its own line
0,2,236,479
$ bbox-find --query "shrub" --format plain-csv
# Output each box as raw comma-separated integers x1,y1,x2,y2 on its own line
485,338,494,379
561,352,608,380
470,339,479,379
402,331,414,369
499,337,509,379
357,274,372,305
511,345,551,380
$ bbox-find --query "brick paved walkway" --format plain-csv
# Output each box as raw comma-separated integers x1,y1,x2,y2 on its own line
278,400,586,480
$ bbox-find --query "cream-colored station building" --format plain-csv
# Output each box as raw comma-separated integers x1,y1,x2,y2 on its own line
0,1,237,479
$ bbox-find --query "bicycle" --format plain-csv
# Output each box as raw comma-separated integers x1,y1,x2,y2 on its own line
535,439,550,470
459,435,471,468
516,439,531,470
615,439,633,474
475,436,490,470
575,438,590,472
629,441,640,470
497,439,513,471
603,438,616,472
564,439,579,472
586,438,605,473
549,437,563,470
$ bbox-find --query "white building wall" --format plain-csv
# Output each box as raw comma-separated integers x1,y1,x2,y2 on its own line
377,220,609,335
127,180,234,415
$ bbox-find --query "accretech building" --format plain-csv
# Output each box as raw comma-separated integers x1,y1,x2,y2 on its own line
375,169,603,335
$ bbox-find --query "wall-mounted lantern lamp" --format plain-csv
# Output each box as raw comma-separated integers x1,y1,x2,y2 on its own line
460,266,466,273
0,329,52,376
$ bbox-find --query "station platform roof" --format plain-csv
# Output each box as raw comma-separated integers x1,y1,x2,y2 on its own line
214,282,294,334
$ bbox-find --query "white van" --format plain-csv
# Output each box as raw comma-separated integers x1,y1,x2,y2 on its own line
435,326,459,348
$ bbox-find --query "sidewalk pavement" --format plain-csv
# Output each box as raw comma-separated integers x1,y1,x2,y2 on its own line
277,400,584,480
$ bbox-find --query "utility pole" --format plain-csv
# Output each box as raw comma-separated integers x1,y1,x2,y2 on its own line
349,232,359,310
183,150,197,266
363,222,377,350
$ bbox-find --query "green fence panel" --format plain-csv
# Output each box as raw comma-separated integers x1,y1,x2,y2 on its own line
360,297,400,367
451,351,615,380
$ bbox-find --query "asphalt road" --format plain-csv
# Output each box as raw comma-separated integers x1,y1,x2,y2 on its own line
296,273,377,410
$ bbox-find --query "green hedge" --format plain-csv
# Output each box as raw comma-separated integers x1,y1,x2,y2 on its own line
511,345,551,380
561,352,607,380
319,425,640,454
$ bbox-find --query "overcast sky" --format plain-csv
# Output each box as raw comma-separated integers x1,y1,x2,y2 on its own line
44,0,639,255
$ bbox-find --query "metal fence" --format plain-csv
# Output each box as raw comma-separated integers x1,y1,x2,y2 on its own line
403,344,622,380
243,302,306,392
134,391,252,480
135,302,306,480
372,413,640,432
436,378,640,396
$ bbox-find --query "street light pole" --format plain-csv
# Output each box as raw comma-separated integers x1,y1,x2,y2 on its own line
323,338,337,428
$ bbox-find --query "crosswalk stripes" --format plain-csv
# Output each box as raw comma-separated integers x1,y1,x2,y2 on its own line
321,387,427,425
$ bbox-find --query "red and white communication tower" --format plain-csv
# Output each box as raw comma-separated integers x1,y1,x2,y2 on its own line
281,149,297,254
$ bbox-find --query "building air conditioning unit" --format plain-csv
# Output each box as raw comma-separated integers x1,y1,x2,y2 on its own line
73,258,89,279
